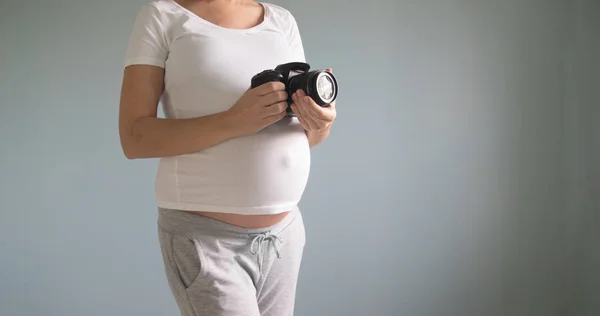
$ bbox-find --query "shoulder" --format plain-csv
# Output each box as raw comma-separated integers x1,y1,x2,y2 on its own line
130,0,167,26
130,0,195,40
136,0,165,14
262,2,299,25
133,0,185,23
262,2,302,38
262,2,293,16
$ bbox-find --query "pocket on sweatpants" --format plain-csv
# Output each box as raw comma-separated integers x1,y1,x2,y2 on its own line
172,235,208,289
158,228,207,290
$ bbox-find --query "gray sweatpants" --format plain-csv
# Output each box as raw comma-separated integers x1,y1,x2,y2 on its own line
157,206,306,316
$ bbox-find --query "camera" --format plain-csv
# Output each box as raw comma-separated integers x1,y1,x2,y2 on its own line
251,62,338,116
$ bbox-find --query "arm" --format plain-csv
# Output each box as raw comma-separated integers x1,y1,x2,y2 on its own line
118,65,289,159
120,4,239,159
118,65,241,159
306,127,331,148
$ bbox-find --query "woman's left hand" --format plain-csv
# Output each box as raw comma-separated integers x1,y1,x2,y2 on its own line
290,68,337,131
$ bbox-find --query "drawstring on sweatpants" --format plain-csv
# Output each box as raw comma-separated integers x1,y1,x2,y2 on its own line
249,231,283,271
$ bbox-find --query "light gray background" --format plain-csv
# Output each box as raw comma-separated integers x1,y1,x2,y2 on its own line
0,0,598,315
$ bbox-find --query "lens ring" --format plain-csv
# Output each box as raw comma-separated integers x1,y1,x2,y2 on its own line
315,72,337,104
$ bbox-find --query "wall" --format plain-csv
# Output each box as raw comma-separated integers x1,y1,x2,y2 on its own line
0,0,594,315
291,1,568,315
563,1,600,315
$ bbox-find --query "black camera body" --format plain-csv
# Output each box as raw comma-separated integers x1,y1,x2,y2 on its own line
251,62,338,116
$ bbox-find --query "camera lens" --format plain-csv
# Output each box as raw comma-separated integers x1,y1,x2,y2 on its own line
289,70,338,106
316,73,335,103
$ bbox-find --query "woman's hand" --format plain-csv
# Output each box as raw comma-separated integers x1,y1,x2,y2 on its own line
226,82,289,136
290,68,337,147
290,69,337,132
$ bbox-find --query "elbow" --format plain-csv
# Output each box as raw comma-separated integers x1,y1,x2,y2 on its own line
120,124,148,159
121,139,157,160
119,118,156,159
123,149,139,160
120,137,143,160
122,144,139,160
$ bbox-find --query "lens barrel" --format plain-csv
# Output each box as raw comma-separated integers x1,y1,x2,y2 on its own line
289,70,338,106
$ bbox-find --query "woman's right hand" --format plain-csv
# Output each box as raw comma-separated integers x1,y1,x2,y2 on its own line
226,82,289,136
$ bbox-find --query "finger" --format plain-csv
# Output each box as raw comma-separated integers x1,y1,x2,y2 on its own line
297,89,335,121
298,91,333,129
253,81,286,96
296,90,325,119
291,104,308,128
303,96,335,121
264,109,287,124
259,90,289,106
297,90,324,115
325,68,333,73
293,91,319,129
263,101,288,117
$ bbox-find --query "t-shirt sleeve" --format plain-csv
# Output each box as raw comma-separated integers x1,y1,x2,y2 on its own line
124,3,169,68
287,13,306,63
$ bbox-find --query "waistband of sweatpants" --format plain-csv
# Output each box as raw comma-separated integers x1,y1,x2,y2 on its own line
157,205,300,238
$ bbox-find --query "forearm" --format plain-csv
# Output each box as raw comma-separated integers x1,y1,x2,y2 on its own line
307,126,331,148
121,111,240,159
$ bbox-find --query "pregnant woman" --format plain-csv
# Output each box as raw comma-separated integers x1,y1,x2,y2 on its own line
118,0,337,315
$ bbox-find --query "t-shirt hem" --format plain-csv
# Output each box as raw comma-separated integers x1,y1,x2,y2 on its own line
124,56,165,68
156,200,299,215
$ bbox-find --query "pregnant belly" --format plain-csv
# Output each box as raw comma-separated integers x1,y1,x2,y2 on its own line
171,120,311,212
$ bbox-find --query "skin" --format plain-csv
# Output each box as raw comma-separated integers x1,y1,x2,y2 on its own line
119,0,336,228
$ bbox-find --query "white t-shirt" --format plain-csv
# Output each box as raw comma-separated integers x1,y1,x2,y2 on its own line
124,0,311,214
